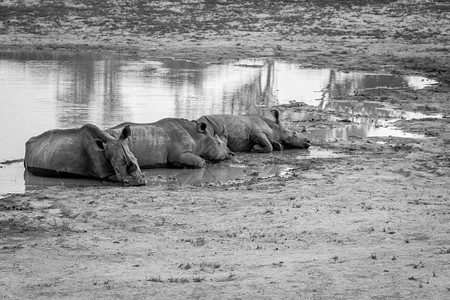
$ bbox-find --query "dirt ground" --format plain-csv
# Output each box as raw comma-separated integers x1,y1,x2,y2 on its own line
1,0,449,299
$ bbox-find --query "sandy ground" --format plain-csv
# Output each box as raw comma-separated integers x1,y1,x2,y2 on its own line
1,0,450,299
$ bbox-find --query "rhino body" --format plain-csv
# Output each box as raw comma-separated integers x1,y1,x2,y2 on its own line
197,110,310,153
107,118,232,169
24,124,146,186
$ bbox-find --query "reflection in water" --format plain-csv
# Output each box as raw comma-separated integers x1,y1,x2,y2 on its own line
328,72,408,99
1,148,338,196
0,52,437,128
307,123,426,142
0,160,295,196
55,55,125,126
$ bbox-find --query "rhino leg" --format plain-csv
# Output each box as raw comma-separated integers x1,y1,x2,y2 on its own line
251,133,273,153
271,141,284,151
170,153,207,168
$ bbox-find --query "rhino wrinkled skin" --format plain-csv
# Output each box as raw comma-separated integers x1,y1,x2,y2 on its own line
107,118,232,169
24,124,146,186
197,109,311,153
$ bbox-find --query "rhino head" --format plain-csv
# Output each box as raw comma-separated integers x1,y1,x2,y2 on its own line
266,109,311,150
97,125,146,186
194,121,233,162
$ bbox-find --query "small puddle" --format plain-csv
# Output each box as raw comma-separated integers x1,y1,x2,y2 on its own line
0,148,342,196
285,107,436,141
147,148,344,186
284,99,442,141
143,162,293,186
1,161,293,197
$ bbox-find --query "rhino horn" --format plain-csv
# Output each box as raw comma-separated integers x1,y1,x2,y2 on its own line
270,109,281,125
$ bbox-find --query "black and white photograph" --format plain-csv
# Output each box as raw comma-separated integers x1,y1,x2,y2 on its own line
1,0,449,298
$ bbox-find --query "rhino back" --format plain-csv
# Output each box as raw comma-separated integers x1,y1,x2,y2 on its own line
197,115,228,137
152,118,198,150
260,116,283,140
200,115,273,152
107,123,172,168
25,128,107,178
154,118,231,162
153,118,196,136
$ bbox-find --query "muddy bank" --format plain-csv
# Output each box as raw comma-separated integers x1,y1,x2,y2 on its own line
1,152,450,299
1,1,449,77
1,0,450,299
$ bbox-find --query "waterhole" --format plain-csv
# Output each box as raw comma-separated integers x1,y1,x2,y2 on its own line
0,50,438,195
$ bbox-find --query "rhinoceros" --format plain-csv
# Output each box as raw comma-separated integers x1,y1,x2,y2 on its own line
106,118,232,169
24,124,146,186
197,109,311,153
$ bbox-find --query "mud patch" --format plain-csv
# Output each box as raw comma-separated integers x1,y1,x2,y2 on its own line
280,100,444,143
394,117,450,140
0,148,342,196
139,148,345,187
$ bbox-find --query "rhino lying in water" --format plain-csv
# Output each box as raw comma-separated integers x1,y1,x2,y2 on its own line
197,109,311,153
24,124,146,186
107,118,232,169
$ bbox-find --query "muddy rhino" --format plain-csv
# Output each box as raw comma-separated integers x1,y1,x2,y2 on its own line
24,124,146,186
197,109,311,153
107,118,232,169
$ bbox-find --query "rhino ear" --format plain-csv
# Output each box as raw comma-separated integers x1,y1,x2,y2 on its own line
120,125,131,140
94,139,106,151
270,109,280,124
196,121,208,133
217,134,228,144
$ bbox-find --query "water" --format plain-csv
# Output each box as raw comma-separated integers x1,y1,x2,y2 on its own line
0,147,339,195
283,102,433,141
0,50,439,195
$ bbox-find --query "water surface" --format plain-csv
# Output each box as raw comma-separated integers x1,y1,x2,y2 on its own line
0,50,438,162
0,147,340,196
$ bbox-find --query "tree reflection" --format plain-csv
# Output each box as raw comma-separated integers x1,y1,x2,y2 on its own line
55,53,124,128
100,58,124,126
259,60,276,108
168,60,268,119
42,53,417,130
